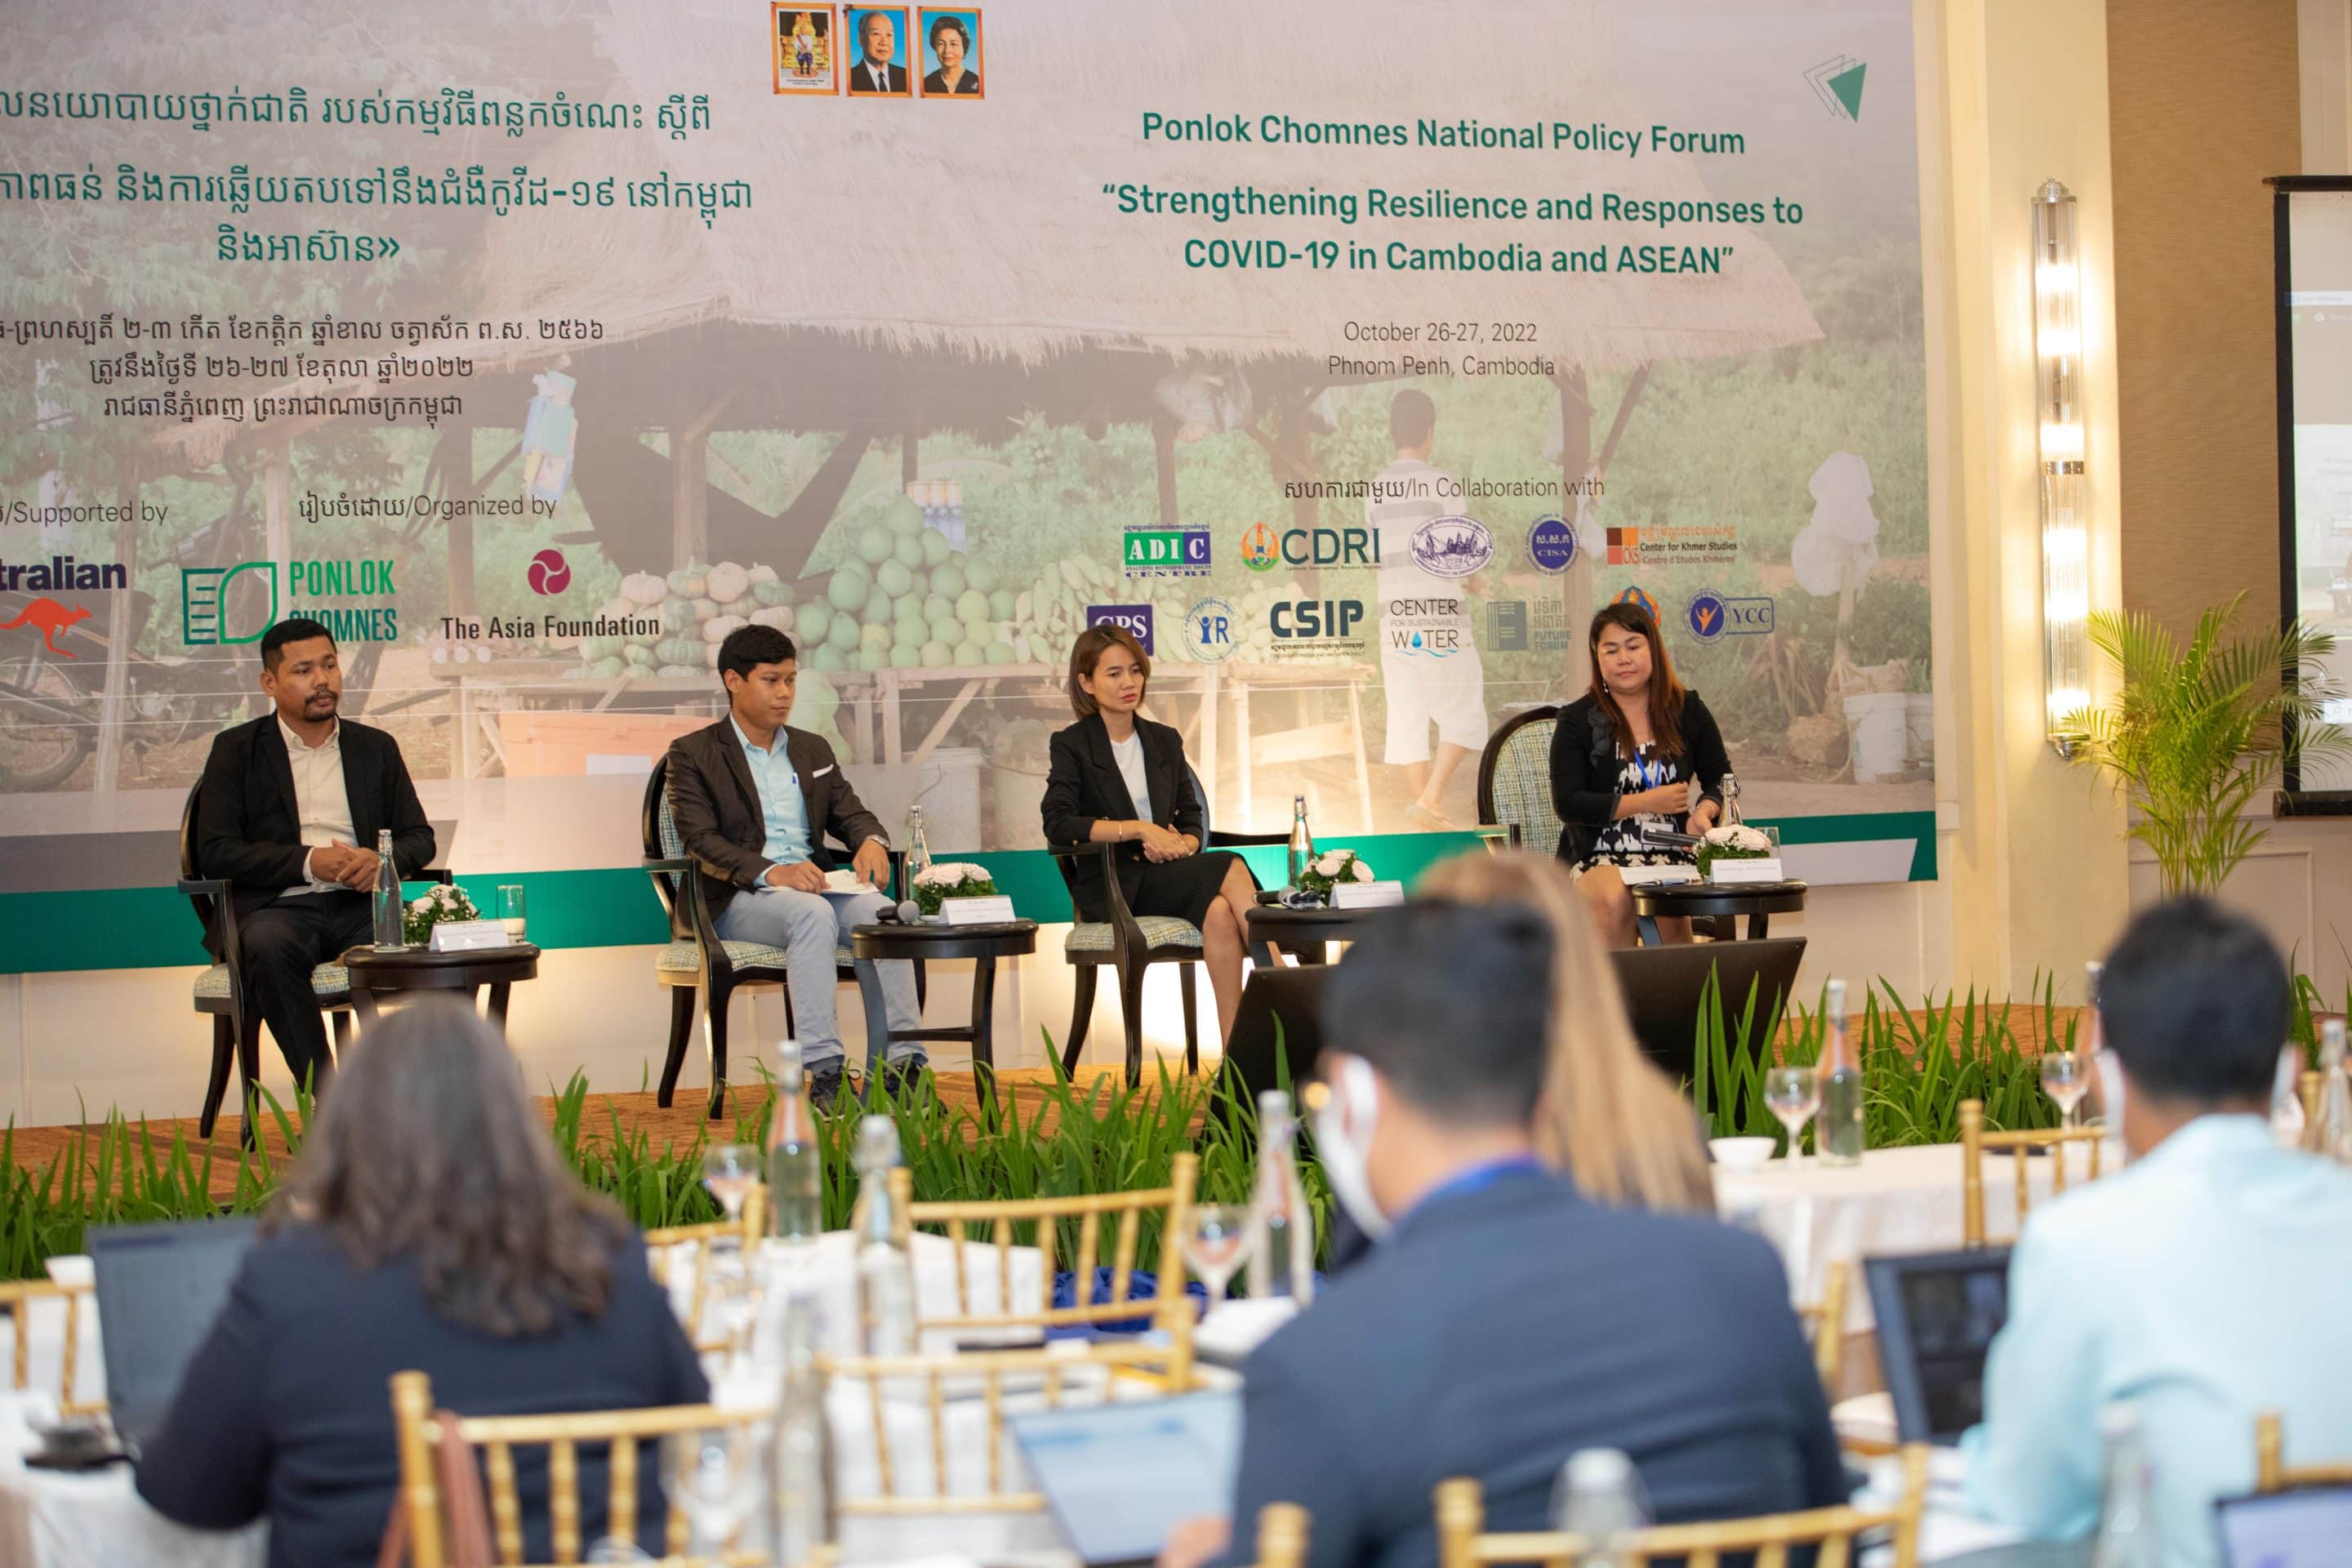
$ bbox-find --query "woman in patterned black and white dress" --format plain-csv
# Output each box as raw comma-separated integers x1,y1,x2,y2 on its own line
1548,603,1731,947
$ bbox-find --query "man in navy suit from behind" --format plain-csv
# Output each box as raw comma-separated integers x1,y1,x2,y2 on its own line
1163,898,1845,1568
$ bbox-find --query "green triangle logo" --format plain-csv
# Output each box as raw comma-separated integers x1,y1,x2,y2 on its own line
1829,61,1867,120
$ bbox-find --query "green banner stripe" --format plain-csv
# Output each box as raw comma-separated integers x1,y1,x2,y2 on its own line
0,813,1936,973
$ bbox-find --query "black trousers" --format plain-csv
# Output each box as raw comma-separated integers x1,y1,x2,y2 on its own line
239,890,372,1092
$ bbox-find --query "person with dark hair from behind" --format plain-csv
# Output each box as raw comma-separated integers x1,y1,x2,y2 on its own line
1961,898,2352,1566
135,998,706,1567
665,624,920,1107
1160,899,1843,1568
193,617,434,1094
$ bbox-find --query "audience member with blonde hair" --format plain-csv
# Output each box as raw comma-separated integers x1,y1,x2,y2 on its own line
1419,849,1715,1211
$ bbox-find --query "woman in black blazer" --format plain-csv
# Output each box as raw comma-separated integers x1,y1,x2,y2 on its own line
135,1000,707,1568
1550,602,1731,947
1040,625,1261,1043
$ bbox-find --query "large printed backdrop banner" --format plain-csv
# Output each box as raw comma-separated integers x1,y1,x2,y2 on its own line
0,0,1930,969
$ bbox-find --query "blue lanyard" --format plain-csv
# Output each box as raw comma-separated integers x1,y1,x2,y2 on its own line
1407,1156,1546,1221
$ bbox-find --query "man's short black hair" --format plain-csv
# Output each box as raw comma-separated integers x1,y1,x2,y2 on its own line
1389,388,1437,450
261,617,336,672
717,624,796,685
929,13,967,48
1320,898,1551,1126
2100,897,2290,1105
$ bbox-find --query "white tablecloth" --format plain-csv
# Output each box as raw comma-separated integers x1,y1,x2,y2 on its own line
1713,1139,2118,1330
0,1393,265,1568
662,1230,1053,1358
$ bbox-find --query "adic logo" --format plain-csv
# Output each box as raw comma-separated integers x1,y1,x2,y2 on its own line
1180,596,1240,663
183,559,399,646
1688,590,1775,644
1409,516,1493,579
1269,599,1365,640
1085,604,1155,656
1487,599,1529,652
527,548,572,596
1238,521,1280,572
1613,585,1661,628
1,597,93,657
1123,526,1212,577
1526,516,1578,574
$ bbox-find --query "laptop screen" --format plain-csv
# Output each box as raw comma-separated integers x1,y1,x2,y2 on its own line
2217,1486,2352,1567
89,1218,258,1444
1864,1247,2012,1445
1010,1392,1242,1566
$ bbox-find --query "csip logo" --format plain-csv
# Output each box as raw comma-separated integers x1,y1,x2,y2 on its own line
526,548,572,595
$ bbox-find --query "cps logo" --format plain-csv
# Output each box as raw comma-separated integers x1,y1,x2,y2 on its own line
1181,596,1241,663
1238,523,1280,572
527,548,572,596
1085,604,1155,656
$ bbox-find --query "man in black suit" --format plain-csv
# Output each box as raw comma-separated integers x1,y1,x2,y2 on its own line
1163,899,1846,1568
194,617,434,1092
846,8,909,94
664,624,919,1105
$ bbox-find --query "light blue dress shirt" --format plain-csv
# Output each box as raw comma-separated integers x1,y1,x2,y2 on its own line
1960,1114,2352,1567
730,718,811,869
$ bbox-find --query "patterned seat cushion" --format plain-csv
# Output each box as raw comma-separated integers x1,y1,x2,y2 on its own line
1066,916,1203,955
1490,718,1562,850
193,963,350,1002
655,938,855,973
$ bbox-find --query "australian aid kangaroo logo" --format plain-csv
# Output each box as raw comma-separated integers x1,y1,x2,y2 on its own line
1,598,92,657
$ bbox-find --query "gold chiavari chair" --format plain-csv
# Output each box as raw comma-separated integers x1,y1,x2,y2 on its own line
645,1186,768,1356
0,1277,104,1417
2256,1412,2352,1494
1242,1503,1311,1568
2300,1070,2322,1131
387,1370,769,1568
885,1151,1198,1386
1797,1259,1850,1396
1435,1445,1931,1568
817,1339,1193,1518
1959,1099,2109,1247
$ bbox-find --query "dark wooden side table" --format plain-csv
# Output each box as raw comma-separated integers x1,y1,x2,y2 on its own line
1627,880,1809,944
1243,902,1388,967
849,920,1037,1103
340,943,541,1031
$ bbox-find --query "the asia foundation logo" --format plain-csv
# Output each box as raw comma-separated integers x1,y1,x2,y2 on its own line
182,559,400,646
527,548,572,596
1409,516,1493,578
1180,596,1240,663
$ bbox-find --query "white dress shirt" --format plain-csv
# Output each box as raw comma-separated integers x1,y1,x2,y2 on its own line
1961,1114,2352,1566
1108,729,1152,822
278,715,356,894
865,60,893,91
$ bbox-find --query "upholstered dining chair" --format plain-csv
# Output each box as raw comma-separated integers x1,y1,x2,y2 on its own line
1959,1098,2110,1246
2256,1411,2352,1493
180,780,452,1143
0,1276,103,1417
1435,1445,1931,1568
639,756,919,1120
1474,705,1561,855
1797,1258,1851,1396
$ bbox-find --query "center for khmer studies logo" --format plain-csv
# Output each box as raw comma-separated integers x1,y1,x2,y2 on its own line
1409,516,1494,578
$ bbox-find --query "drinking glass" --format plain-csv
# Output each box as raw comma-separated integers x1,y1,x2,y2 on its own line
662,1426,761,1554
1183,1204,1252,1310
2040,1050,2090,1131
701,1144,761,1225
1763,1067,1821,1167
497,884,527,942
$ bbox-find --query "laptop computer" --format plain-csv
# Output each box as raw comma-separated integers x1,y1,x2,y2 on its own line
2216,1486,2352,1567
1009,1390,1242,1568
1864,1246,2013,1446
89,1217,259,1454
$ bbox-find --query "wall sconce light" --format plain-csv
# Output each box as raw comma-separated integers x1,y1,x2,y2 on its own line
2033,177,2089,755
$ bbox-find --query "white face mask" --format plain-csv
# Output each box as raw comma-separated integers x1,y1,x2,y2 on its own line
1312,1056,1391,1242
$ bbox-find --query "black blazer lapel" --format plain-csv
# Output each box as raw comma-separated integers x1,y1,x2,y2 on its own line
255,718,301,837
341,723,381,842
1140,721,1174,826
711,724,764,839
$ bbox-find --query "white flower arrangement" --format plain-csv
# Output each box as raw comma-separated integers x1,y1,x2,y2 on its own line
1297,849,1375,903
911,861,997,915
1695,822,1778,878
401,881,479,945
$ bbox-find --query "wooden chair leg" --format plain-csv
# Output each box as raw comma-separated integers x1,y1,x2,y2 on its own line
1061,966,1098,1077
705,982,732,1120
198,1014,234,1141
234,1009,263,1151
1181,962,1200,1076
1116,959,1148,1089
913,957,928,1013
657,985,695,1108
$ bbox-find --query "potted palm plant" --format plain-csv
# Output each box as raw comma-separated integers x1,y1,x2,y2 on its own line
2052,592,2347,898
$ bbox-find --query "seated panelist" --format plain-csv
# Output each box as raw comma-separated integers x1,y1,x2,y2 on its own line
194,617,434,1093
663,625,920,1107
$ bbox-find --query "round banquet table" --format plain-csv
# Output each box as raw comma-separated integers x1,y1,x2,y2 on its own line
1243,901,1383,966
1629,879,1808,942
849,920,1036,1111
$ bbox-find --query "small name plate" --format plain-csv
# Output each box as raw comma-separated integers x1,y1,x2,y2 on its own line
429,920,514,952
1616,863,1700,887
1708,858,1786,884
1330,880,1405,909
941,894,1018,925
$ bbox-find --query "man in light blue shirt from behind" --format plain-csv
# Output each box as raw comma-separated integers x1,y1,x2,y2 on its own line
1962,898,2352,1567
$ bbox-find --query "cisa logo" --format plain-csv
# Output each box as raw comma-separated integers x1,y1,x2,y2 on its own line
527,548,572,596
1238,522,1280,572
1526,515,1578,574
1409,515,1494,578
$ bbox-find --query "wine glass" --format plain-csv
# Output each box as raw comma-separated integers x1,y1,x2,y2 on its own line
1183,1205,1252,1312
701,1144,761,1227
2041,1050,2090,1131
662,1426,761,1555
1763,1067,1821,1168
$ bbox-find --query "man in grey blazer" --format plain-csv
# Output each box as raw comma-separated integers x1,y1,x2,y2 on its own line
665,625,920,1103
1165,898,1845,1568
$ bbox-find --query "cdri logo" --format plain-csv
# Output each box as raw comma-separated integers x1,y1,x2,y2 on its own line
1238,522,1280,572
527,548,572,596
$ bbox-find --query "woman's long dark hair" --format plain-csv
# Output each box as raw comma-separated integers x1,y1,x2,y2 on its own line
1585,602,1690,760
269,997,621,1337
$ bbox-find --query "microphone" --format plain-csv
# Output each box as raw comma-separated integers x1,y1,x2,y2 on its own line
1639,825,1701,849
871,899,924,924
